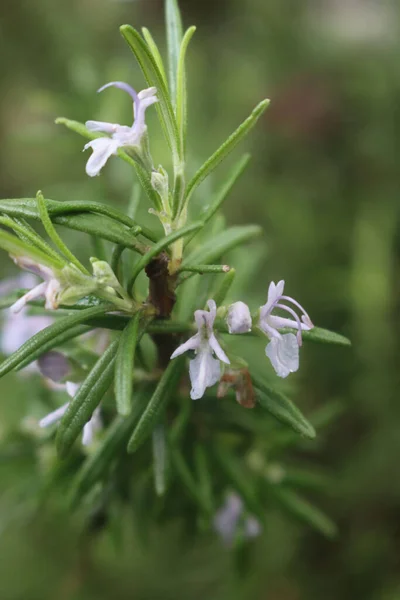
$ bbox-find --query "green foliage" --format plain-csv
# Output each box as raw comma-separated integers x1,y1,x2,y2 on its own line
0,0,353,582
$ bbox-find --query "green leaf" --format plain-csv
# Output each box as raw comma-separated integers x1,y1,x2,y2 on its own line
141,28,168,89
129,221,203,290
178,264,231,275
295,327,351,346
70,388,149,506
52,213,146,253
181,225,262,275
185,100,269,204
55,117,98,140
176,26,196,156
120,25,179,157
211,268,236,306
127,356,185,453
17,325,90,370
0,198,146,251
165,0,183,104
36,191,87,274
213,446,265,522
184,154,251,247
0,228,62,270
56,340,119,458
0,304,112,380
116,149,163,212
170,448,210,512
152,423,168,496
272,487,337,539
0,197,141,231
252,374,316,439
194,444,214,513
0,215,62,264
114,312,142,416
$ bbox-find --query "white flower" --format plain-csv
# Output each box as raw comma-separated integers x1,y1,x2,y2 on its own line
227,301,252,334
170,299,230,400
213,492,262,547
8,256,61,313
84,81,158,177
259,280,313,378
39,381,102,447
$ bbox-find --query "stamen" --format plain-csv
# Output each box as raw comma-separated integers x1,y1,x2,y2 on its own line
280,295,312,325
275,303,303,345
97,81,139,112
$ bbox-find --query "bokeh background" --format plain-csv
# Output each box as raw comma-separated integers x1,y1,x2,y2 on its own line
1,0,400,598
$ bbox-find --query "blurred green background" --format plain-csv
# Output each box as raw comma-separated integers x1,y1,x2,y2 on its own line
1,0,400,598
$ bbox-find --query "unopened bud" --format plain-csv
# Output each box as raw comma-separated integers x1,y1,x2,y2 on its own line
226,301,252,334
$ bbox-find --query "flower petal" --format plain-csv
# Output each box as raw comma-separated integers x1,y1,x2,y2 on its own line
39,402,69,428
189,349,221,400
265,333,299,378
268,315,311,331
209,333,230,364
170,333,200,359
85,120,118,133
97,81,138,104
82,406,102,446
9,282,48,314
84,137,120,177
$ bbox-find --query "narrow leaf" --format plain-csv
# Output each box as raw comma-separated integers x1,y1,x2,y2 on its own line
152,423,168,496
170,448,210,512
178,264,231,275
0,228,62,270
129,221,203,290
0,215,61,264
273,487,337,539
142,28,168,89
252,374,316,439
71,388,149,506
184,153,251,247
36,191,87,273
120,25,179,156
56,340,119,457
165,0,183,103
114,312,142,416
211,268,236,306
176,26,196,156
295,327,351,346
213,446,265,522
52,213,146,253
0,197,141,231
17,325,90,370
127,356,185,452
185,99,269,204
194,444,213,513
0,304,111,380
181,225,262,274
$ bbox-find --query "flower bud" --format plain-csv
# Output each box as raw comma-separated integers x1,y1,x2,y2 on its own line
226,301,252,334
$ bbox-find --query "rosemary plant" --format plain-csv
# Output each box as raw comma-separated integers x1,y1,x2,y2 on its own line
0,0,349,545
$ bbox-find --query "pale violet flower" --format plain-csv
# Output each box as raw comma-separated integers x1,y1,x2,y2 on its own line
213,492,262,547
0,274,53,358
39,382,102,447
227,301,252,334
170,299,230,400
259,280,313,378
9,256,61,313
84,81,158,177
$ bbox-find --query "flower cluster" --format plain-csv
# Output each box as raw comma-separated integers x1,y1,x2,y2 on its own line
171,280,313,399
